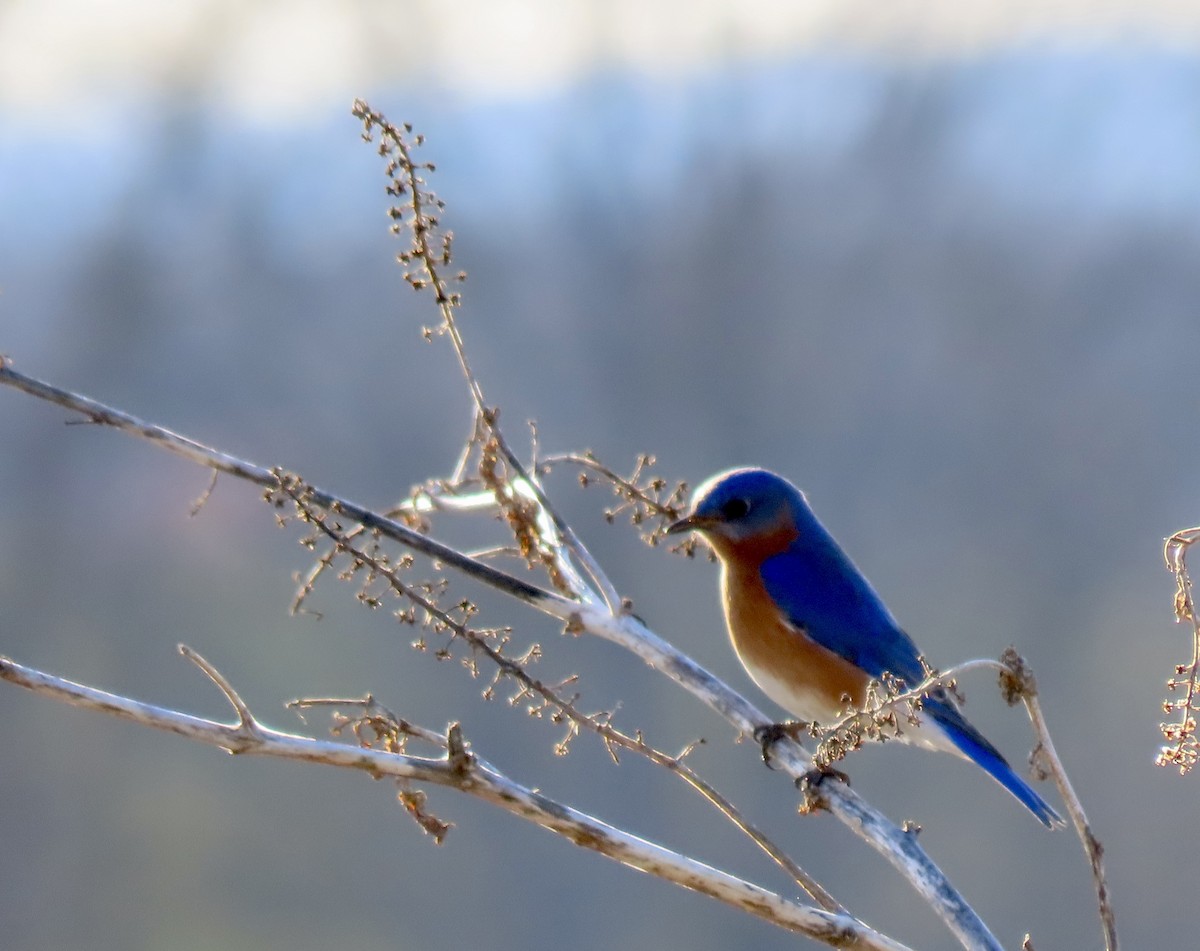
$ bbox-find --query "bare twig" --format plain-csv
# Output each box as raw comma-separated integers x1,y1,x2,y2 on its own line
352,101,622,614
0,652,911,951
0,361,566,615
538,451,691,545
189,469,219,517
567,604,1006,951
997,649,1117,951
1160,526,1200,773
288,694,449,750
179,645,255,728
0,359,1002,951
280,475,840,912
817,651,1115,951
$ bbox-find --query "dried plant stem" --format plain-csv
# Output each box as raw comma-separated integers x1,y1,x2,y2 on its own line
346,104,1010,947
1160,526,1200,773
281,476,840,912
539,451,683,520
353,100,622,615
995,651,1117,951
0,361,562,612
572,604,1006,951
0,358,1003,951
0,651,910,951
892,654,1115,951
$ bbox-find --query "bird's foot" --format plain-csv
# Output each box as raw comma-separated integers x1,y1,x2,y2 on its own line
752,720,810,768
795,764,851,816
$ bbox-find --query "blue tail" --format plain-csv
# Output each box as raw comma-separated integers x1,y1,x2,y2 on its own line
926,698,1064,829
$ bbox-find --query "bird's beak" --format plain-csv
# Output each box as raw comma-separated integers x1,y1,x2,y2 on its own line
665,513,714,536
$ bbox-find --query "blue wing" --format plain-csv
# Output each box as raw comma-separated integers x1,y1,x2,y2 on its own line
759,543,925,683
760,541,1064,828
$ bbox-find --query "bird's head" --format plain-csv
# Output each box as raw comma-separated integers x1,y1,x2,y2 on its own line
666,467,808,557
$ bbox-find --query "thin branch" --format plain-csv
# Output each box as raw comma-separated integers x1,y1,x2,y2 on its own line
352,101,623,614
885,653,1116,951
538,451,691,541
0,360,568,614
0,358,1001,951
287,694,450,750
189,469,219,517
487,431,621,610
670,753,844,914
179,644,254,727
996,650,1117,951
571,605,1006,951
449,409,486,484
0,652,911,951
817,651,1115,951
282,478,841,913
1159,526,1200,773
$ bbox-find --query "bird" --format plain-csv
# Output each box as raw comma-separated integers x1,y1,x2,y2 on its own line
666,466,1063,829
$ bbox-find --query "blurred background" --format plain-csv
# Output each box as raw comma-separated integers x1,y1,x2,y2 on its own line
3,2,1199,949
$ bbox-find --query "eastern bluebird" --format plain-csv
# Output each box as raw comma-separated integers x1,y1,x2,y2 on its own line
667,467,1063,829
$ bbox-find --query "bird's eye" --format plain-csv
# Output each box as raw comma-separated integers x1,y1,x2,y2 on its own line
720,498,750,520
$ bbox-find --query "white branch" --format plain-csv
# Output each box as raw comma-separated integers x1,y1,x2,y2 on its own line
0,361,566,613
0,651,911,951
0,359,1003,951
573,607,1006,951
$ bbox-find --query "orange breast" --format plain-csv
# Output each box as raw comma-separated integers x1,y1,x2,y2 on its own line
720,556,870,725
